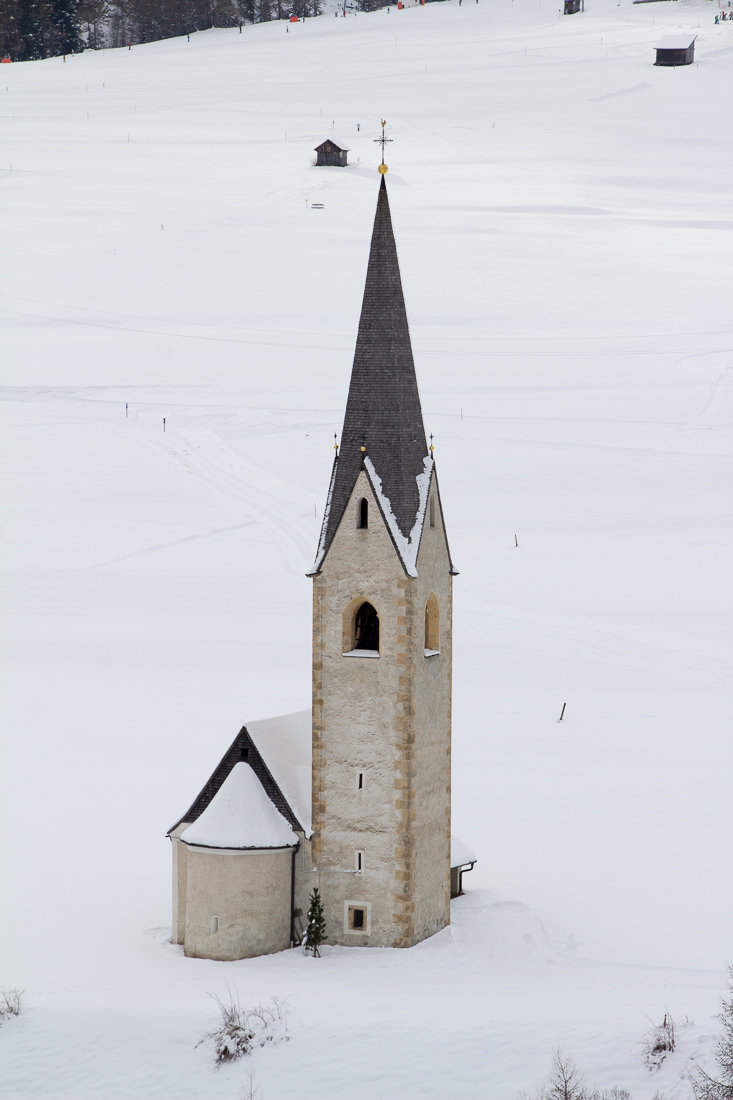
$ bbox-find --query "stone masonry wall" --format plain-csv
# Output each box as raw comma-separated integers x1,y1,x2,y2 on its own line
308,468,452,948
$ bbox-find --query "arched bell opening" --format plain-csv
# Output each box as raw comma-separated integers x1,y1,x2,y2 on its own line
342,598,381,655
354,601,380,651
424,592,440,654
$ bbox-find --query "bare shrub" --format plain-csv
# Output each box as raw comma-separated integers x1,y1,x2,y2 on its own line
692,964,733,1100
199,988,288,1067
519,1049,632,1100
642,1013,676,1071
238,1067,263,1099
0,988,24,1023
542,1048,586,1099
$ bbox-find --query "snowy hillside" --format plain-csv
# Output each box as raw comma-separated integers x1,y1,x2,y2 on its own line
1,0,731,1095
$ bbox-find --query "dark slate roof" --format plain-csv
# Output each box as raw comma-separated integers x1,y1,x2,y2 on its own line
314,175,430,572
167,726,304,837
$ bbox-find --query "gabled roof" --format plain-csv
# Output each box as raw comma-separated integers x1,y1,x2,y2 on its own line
312,175,436,576
180,763,298,850
167,711,311,839
314,138,350,152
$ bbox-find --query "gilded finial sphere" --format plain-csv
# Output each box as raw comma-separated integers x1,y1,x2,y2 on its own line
378,163,388,175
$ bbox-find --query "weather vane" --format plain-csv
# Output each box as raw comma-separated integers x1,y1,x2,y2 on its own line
373,119,392,175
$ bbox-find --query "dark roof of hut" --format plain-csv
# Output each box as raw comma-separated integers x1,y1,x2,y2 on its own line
314,138,350,152
655,34,696,48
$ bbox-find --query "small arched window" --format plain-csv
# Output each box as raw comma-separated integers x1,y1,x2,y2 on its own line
354,601,379,651
429,497,436,528
357,498,369,529
425,593,440,654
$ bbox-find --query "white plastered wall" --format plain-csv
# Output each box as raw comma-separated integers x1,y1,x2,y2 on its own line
182,845,293,961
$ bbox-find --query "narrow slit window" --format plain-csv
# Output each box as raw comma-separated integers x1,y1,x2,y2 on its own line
429,497,436,528
210,915,219,934
357,771,364,791
357,498,369,529
355,850,364,873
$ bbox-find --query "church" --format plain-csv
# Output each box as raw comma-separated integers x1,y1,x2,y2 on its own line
167,167,476,961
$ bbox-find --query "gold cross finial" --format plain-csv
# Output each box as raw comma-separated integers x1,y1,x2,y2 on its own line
374,119,392,175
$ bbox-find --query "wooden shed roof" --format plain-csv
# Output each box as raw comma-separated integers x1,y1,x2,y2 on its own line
314,138,350,152
656,34,696,48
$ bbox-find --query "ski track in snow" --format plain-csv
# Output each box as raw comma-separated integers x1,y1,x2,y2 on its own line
86,519,260,569
113,417,316,574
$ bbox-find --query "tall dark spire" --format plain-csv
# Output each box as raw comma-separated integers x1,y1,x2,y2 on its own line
313,176,430,573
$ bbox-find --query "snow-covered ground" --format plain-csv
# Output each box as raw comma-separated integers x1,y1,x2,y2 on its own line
1,0,731,1095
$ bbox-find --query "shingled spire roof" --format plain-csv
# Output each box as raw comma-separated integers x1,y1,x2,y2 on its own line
312,175,432,575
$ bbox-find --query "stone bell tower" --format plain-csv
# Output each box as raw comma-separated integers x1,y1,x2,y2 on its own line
308,173,456,948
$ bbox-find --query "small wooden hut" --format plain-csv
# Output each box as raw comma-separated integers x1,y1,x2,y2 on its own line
314,139,349,167
564,0,583,14
655,35,696,65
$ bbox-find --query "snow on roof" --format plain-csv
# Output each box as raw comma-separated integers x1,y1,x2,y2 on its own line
310,457,337,576
451,835,477,868
314,177,434,574
180,762,298,850
656,35,696,48
364,454,433,578
315,137,350,151
247,709,312,834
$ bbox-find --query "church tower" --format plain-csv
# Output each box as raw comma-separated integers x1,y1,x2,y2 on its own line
308,174,456,948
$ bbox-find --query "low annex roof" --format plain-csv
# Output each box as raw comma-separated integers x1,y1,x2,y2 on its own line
451,836,477,869
167,709,311,840
181,763,298,850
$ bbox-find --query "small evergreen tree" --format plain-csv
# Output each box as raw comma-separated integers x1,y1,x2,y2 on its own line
303,887,326,957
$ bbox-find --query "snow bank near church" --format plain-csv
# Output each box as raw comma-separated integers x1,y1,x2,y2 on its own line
181,762,298,849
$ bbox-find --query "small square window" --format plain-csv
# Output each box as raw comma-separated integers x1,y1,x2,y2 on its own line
345,901,372,935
